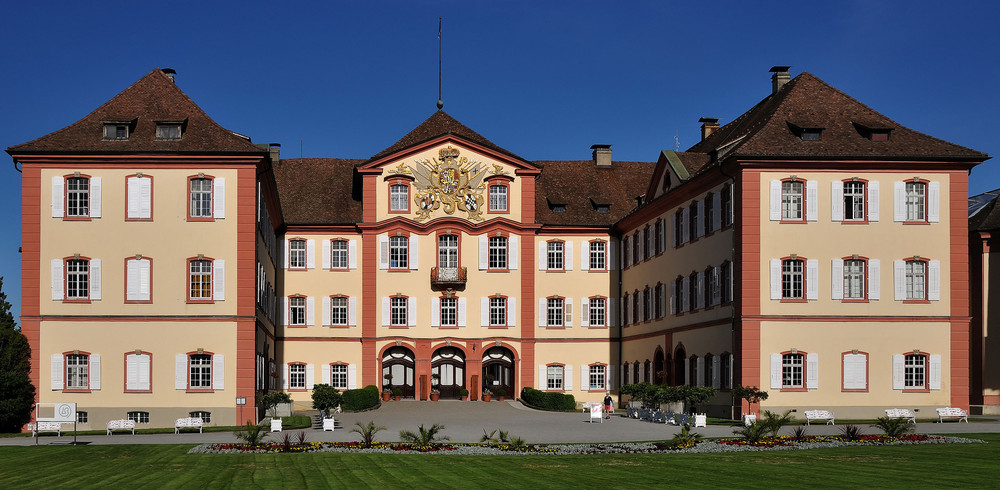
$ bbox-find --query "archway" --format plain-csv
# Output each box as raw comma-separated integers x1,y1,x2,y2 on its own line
382,346,415,398
431,347,466,399
653,348,665,385
482,346,515,398
673,345,686,386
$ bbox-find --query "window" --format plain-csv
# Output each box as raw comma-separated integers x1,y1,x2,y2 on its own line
642,288,651,322
390,296,408,326
689,203,699,240
489,297,507,326
720,354,732,389
782,259,804,300
104,123,129,140
66,177,90,217
190,178,213,218
622,237,631,267
708,267,721,306
330,296,348,325
801,129,821,141
688,357,697,386
330,364,348,390
66,354,89,389
547,298,564,327
844,259,866,299
440,297,457,327
289,363,306,389
127,411,150,424
189,259,212,300
66,259,90,300
489,184,508,212
644,227,652,260
704,355,714,388
389,236,408,269
389,183,409,212
547,365,563,390
632,292,640,324
289,240,306,269
77,412,88,423
782,181,804,220
653,284,664,318
155,123,181,140
705,194,715,233
905,182,926,221
589,241,606,271
289,296,306,325
782,353,804,388
689,273,699,310
721,263,732,304
654,220,664,255
547,241,564,270
904,354,926,389
842,352,868,391
488,236,507,270
330,240,348,269
673,278,682,314
589,365,606,390
722,184,733,227
674,211,683,247
125,257,151,302
190,411,211,423
906,260,926,300
844,181,866,221
622,293,629,324
632,232,640,264
438,235,458,268
589,297,606,326
189,354,212,389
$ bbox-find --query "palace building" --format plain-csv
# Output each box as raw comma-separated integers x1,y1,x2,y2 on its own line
9,66,988,428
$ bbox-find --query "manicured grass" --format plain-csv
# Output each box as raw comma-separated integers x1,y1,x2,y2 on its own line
0,434,996,488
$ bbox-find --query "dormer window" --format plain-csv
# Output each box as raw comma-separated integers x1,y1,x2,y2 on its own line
590,198,610,214
103,122,131,140
155,122,183,140
801,129,822,141
787,121,823,141
552,205,566,213
852,121,892,141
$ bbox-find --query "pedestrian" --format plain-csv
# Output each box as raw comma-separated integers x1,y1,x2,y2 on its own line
603,392,613,419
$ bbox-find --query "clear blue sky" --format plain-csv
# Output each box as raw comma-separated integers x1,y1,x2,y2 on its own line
2,1,998,321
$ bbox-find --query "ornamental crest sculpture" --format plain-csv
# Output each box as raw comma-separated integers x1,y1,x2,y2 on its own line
409,146,488,221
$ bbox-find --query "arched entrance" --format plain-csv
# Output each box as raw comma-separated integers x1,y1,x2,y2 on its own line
482,347,515,397
431,347,466,399
654,349,665,385
673,346,686,386
382,346,415,398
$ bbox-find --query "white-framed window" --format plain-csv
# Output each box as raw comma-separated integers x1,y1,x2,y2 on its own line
189,354,212,389
438,235,458,269
190,411,211,423
77,412,88,423
390,296,408,326
489,184,508,212
844,259,865,299
589,241,606,271
289,240,306,269
330,364,348,390
906,260,926,300
125,257,151,302
589,365,606,390
844,181,866,221
66,259,90,300
289,296,306,325
547,298,564,327
547,365,563,390
66,354,89,389
389,236,408,269
440,297,458,326
653,283,664,317
904,354,926,389
189,259,213,300
708,267,721,306
104,123,129,140
782,259,804,299
489,296,507,326
590,297,606,326
547,241,564,270
66,176,90,217
642,288,652,321
782,353,804,388
905,182,926,221
127,411,150,424
644,227,652,260
190,178,213,218
289,363,306,389
842,352,868,391
125,352,152,392
782,181,804,220
330,297,348,325
330,240,348,269
488,236,507,270
389,184,409,212
155,123,182,140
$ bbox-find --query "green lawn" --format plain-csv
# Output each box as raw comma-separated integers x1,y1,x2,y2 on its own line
0,434,997,488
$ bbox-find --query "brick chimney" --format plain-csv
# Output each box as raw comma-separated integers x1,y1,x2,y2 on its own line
268,143,280,163
770,66,791,94
591,144,612,168
699,117,720,141
162,68,176,83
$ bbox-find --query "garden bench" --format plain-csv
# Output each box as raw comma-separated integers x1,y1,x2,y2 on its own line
270,418,283,432
174,417,204,433
742,414,757,426
694,413,707,428
884,408,916,423
588,404,603,423
28,422,67,436
935,407,968,423
322,417,336,432
677,413,691,426
663,412,675,425
804,409,836,425
106,419,136,435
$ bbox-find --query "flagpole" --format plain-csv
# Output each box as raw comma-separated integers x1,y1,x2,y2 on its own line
437,16,443,110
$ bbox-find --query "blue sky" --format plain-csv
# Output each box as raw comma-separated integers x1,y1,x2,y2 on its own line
2,1,998,320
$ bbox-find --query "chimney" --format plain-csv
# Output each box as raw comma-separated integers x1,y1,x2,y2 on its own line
699,117,720,141
770,66,791,94
591,144,612,168
268,143,281,163
162,68,176,83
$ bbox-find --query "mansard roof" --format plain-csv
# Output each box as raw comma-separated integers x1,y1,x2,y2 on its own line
273,158,364,225
8,68,263,155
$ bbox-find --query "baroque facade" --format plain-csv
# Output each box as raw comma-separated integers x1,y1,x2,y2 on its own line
9,66,988,428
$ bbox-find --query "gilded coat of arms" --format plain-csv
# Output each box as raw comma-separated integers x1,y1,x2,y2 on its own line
406,146,489,221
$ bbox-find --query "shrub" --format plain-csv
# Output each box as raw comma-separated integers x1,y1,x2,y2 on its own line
839,424,863,441
667,423,702,449
233,421,267,447
260,391,292,418
761,409,794,437
459,388,469,397
732,420,770,443
873,416,914,438
392,388,403,397
342,386,380,411
792,425,808,442
399,423,449,445
311,384,342,416
520,387,576,411
351,420,386,447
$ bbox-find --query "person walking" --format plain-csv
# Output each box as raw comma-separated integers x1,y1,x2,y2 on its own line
603,392,613,419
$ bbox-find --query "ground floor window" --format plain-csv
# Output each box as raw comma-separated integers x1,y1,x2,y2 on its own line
189,411,211,423
547,365,563,390
77,411,88,423
127,411,150,424
589,365,606,390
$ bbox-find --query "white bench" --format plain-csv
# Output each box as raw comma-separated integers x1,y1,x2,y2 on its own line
884,408,916,423
804,410,835,425
271,418,283,432
742,414,757,426
588,405,603,423
322,417,336,432
936,407,968,423
174,417,204,434
106,419,136,435
28,422,67,436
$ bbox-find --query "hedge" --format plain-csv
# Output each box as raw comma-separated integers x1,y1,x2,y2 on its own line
342,385,380,411
520,387,577,411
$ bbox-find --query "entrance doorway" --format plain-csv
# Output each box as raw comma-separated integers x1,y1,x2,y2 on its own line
431,347,466,399
482,347,515,398
382,346,415,398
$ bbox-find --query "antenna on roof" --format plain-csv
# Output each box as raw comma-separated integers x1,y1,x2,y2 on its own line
437,17,444,111
675,131,680,151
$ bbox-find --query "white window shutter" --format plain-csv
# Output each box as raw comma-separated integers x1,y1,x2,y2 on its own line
565,298,573,327
90,177,102,218
696,272,705,309
507,297,515,327
671,214,678,246
538,365,546,389
407,296,417,326
712,355,721,389
659,283,667,312
607,365,615,390
348,364,358,389
306,240,316,269
696,200,705,237
175,354,187,390
893,260,906,301
51,259,64,301
564,365,573,391
306,364,315,389
770,353,782,389
137,353,150,391
830,181,843,221
431,297,441,327
712,192,722,231
806,180,818,221
608,241,615,270
670,281,676,314
283,239,290,269
478,236,488,270
51,354,64,390
843,354,867,390
928,260,941,301
51,176,64,218
213,177,226,218
580,365,588,390
869,259,881,300
283,297,290,326
806,259,819,300
929,354,942,390
538,242,547,271
580,241,589,270
139,177,151,218
868,181,880,221
538,298,546,327
458,297,468,327
137,259,151,301
381,297,390,326
409,235,419,270
770,259,781,300
928,181,940,222
306,296,315,325
581,298,589,327
87,353,101,390
509,235,519,270
480,297,488,326
893,181,906,221
831,259,844,300
322,365,331,385
348,240,358,269
681,276,689,312
565,241,573,271
89,258,102,301
696,357,704,387
892,354,905,390
682,207,690,242
322,296,331,326
769,180,782,221
348,297,357,326
213,259,225,301
379,236,389,270
283,367,289,390
213,354,225,390
636,234,643,260
126,354,139,390
806,352,818,389
623,237,630,267
127,176,141,219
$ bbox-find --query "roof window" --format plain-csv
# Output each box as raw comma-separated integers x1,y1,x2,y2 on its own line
103,120,135,141
852,122,892,142
801,129,822,141
786,121,823,141
590,198,611,214
155,120,185,140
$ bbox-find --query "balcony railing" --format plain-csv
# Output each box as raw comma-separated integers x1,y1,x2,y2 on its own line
431,266,467,289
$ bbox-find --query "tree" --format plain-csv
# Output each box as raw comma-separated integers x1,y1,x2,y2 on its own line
260,391,292,419
311,384,342,417
732,385,769,415
0,277,35,432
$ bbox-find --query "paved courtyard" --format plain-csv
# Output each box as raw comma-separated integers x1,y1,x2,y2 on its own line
4,400,998,446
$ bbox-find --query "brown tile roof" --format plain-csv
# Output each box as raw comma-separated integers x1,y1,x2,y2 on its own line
368,111,526,163
273,158,364,225
534,160,656,226
687,72,987,162
971,194,1000,231
8,69,264,155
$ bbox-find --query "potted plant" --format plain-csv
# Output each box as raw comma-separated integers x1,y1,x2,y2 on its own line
482,388,492,402
497,389,506,402
382,374,392,401
430,388,440,402
459,388,469,401
430,374,441,401
392,387,403,401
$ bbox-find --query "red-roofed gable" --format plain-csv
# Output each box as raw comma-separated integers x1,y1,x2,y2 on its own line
367,111,526,164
